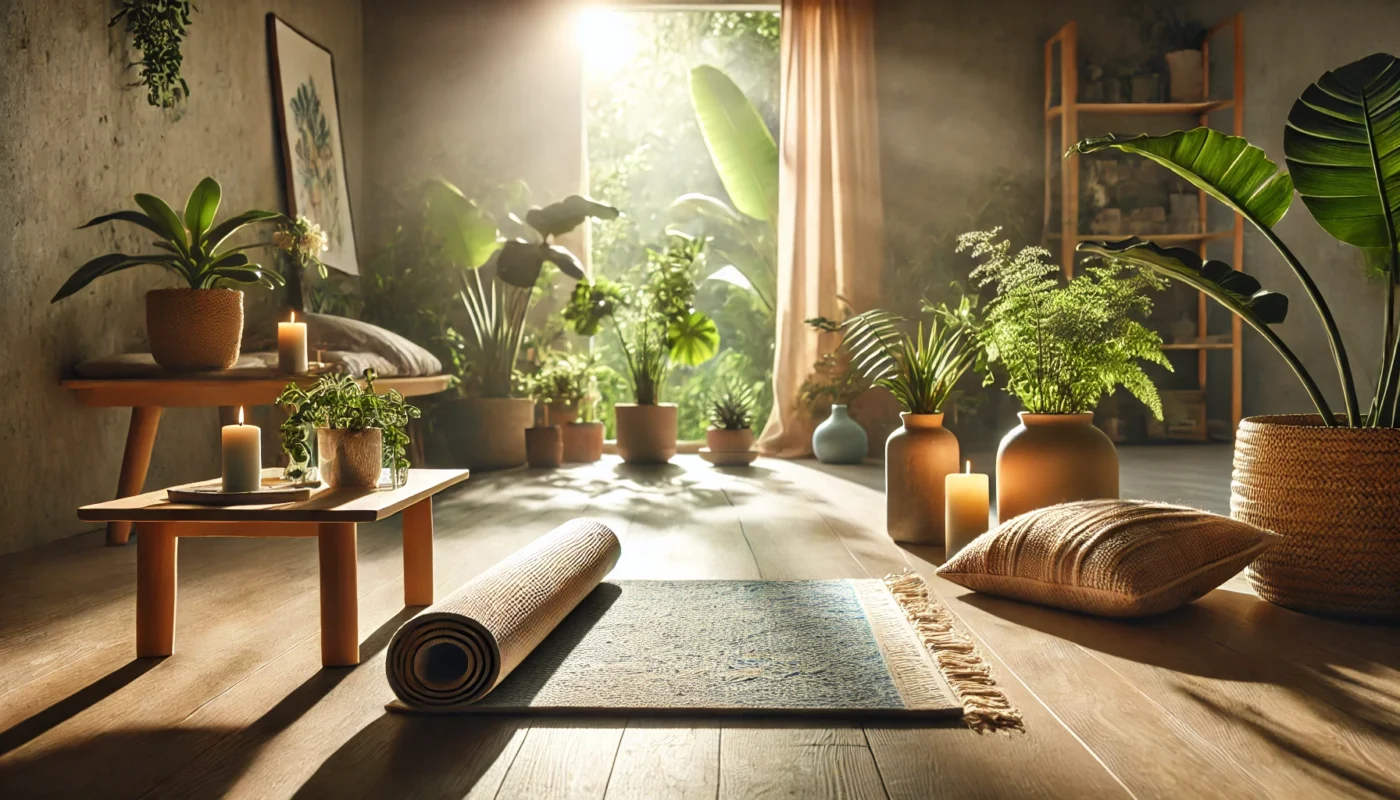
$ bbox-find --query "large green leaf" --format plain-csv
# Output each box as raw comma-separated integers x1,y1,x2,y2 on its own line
690,65,778,224
134,193,189,251
50,253,178,302
78,210,169,240
1285,53,1400,249
1072,129,1294,230
1079,238,1288,324
666,310,720,367
424,178,501,269
670,192,775,312
183,177,222,248
494,239,546,289
202,209,283,255
523,195,620,238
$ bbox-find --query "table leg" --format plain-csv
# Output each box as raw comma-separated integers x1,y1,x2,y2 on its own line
136,522,177,657
108,406,163,546
402,497,434,606
318,522,359,667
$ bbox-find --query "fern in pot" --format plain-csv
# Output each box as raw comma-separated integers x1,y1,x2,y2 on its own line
1071,53,1400,619
277,370,421,490
53,177,285,370
958,229,1169,524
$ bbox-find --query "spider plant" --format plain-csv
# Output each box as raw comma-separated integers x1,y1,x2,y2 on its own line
840,298,983,415
52,176,285,302
1073,52,1400,428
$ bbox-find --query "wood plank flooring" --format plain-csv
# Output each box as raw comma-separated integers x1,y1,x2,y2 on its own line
1,446,1397,798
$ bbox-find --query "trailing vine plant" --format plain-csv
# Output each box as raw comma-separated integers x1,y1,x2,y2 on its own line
110,0,196,109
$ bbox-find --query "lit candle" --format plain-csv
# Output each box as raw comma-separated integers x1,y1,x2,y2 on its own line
945,460,990,558
278,310,308,375
222,407,262,493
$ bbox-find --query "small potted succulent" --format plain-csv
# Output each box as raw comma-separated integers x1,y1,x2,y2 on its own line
277,370,421,489
53,177,286,370
701,378,759,467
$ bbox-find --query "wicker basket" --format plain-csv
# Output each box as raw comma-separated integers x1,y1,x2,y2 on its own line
146,288,244,371
1232,415,1400,620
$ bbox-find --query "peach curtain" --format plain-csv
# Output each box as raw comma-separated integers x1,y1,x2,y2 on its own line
758,0,886,457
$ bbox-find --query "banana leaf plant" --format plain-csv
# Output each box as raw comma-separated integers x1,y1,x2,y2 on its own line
52,176,285,302
425,179,618,397
672,65,777,314
1072,53,1400,428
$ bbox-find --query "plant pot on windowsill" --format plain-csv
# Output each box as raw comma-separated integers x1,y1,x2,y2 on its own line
701,427,757,467
563,421,604,463
444,396,533,471
317,427,382,490
615,403,677,464
525,425,563,469
996,412,1118,523
146,287,246,371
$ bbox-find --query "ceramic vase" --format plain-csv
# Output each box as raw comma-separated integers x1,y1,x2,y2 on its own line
996,412,1118,523
525,426,563,469
146,288,244,371
813,404,867,464
615,403,677,464
886,413,960,544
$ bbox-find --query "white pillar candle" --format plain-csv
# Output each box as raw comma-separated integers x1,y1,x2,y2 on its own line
222,407,262,493
945,460,990,558
278,310,309,375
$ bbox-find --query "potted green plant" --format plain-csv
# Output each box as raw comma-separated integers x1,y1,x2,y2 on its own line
528,352,608,463
52,176,285,370
1072,53,1400,619
564,234,720,464
702,377,759,466
427,179,617,470
276,370,421,490
836,298,983,544
520,365,565,470
958,228,1169,524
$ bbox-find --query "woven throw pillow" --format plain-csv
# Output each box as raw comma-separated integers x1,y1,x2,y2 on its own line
937,500,1278,617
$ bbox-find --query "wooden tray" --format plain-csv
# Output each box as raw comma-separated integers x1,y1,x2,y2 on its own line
166,477,320,506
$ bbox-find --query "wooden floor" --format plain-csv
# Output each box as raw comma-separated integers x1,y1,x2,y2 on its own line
2,446,1398,799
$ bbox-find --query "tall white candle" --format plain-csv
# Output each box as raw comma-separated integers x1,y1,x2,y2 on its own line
278,310,309,375
945,460,990,558
222,407,262,493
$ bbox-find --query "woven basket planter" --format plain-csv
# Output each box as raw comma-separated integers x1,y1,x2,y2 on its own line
1232,415,1400,620
146,288,244,371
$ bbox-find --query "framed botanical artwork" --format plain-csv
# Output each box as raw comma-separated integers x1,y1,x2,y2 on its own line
267,14,359,275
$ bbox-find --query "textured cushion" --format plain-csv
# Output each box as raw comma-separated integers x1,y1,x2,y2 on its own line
243,312,441,377
937,500,1278,617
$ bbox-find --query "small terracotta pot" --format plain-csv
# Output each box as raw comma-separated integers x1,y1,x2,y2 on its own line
146,288,244,371
562,421,604,463
706,427,755,453
317,427,382,490
886,413,960,544
545,402,579,426
525,426,563,469
444,397,533,471
996,412,1118,523
615,403,677,464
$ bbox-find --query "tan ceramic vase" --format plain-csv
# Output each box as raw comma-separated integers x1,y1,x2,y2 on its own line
447,397,532,471
996,412,1118,523
146,288,244,371
525,426,563,469
317,427,382,490
615,403,677,464
562,421,604,463
885,413,960,545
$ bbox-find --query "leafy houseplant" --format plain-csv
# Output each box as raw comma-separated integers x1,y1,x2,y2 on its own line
1071,53,1400,618
704,377,760,465
564,235,720,463
959,229,1168,524
531,352,609,464
53,176,285,370
277,370,421,489
111,0,195,109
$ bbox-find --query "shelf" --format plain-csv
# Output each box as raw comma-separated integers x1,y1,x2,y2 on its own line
1162,341,1236,351
1046,99,1235,119
1047,230,1235,244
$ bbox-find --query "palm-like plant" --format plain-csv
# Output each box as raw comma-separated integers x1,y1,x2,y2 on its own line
839,299,983,415
52,176,285,301
710,377,758,430
1073,53,1400,428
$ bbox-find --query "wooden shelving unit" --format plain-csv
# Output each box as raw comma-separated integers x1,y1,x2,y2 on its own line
1043,14,1245,437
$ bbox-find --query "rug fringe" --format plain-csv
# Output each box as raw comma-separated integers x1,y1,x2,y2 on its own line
883,570,1025,733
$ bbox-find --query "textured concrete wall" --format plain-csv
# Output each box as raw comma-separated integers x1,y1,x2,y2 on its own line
0,0,362,554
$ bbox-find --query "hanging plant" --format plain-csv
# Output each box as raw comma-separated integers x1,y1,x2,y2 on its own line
110,0,196,109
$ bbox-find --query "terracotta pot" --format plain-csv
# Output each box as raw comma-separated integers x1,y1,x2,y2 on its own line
562,422,604,463
1233,415,1400,620
886,413,960,545
444,397,533,471
146,288,244,371
317,427,382,490
996,412,1118,523
525,426,563,469
615,403,677,464
706,427,755,453
545,402,579,426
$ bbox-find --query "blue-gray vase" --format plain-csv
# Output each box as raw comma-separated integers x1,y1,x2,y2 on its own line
813,404,867,464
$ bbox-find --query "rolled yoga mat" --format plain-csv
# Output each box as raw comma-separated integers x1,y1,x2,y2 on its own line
386,517,621,709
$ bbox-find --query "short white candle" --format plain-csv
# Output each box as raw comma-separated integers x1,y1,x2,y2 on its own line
945,460,990,558
222,407,262,493
278,310,309,375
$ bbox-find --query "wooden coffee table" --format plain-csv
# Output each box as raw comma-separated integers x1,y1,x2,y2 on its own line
78,467,469,667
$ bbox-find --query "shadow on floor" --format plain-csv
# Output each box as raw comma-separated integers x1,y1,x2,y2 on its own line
0,658,159,756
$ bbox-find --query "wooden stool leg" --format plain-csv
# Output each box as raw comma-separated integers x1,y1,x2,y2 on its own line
402,497,434,606
136,522,177,657
318,522,359,667
108,406,162,546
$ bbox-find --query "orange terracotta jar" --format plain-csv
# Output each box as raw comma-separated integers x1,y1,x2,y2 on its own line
996,412,1118,524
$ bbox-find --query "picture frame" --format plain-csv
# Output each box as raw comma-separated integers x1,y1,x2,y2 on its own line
267,14,359,275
